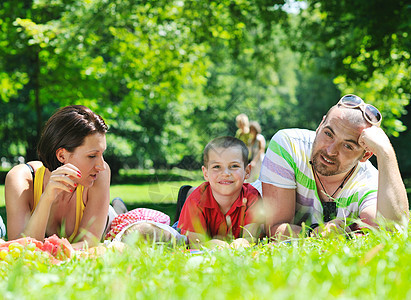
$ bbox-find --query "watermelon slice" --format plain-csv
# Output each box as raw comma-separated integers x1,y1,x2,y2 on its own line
0,235,75,265
0,237,43,249
42,235,74,260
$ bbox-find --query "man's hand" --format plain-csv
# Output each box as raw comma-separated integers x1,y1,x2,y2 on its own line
230,238,251,249
312,219,351,238
204,239,230,249
358,126,392,156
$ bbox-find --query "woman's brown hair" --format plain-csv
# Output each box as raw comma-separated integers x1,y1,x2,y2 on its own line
37,105,108,171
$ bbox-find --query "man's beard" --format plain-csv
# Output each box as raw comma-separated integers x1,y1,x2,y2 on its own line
311,151,341,176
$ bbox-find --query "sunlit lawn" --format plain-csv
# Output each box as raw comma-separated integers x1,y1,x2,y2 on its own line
1,182,411,298
1,227,411,299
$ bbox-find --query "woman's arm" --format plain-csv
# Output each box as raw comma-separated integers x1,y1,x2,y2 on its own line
250,135,266,167
5,164,36,240
6,163,80,241
72,162,111,249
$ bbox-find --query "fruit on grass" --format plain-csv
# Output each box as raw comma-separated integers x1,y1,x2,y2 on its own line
0,235,75,265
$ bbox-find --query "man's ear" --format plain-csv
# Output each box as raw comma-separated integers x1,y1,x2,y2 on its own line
56,148,68,164
360,151,373,162
244,163,251,180
316,115,326,134
202,165,209,181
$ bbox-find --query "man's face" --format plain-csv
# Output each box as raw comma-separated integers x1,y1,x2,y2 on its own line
311,108,370,176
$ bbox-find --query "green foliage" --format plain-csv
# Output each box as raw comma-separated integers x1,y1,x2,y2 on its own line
0,0,409,171
298,0,411,135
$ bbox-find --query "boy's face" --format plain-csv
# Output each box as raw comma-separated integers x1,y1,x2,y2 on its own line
202,146,250,200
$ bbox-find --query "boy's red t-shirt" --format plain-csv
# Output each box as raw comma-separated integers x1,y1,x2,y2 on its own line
177,182,261,239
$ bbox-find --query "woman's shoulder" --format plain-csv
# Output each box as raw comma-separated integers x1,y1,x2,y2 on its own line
257,133,266,141
84,162,111,199
6,161,42,181
94,162,111,186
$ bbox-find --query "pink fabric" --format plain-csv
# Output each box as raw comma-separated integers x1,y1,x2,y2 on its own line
105,208,170,241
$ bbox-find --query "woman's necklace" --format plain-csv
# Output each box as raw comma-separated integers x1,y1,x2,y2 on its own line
310,161,356,201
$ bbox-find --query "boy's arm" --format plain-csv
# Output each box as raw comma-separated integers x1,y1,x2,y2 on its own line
186,231,206,248
242,191,265,241
178,197,209,248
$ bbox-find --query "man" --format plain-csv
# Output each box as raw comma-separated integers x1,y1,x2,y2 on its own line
260,94,409,238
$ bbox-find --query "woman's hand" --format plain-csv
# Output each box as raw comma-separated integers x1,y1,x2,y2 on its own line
42,163,82,201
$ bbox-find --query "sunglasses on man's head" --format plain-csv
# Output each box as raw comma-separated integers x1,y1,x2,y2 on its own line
338,94,382,126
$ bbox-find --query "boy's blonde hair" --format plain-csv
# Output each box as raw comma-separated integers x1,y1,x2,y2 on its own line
203,136,249,168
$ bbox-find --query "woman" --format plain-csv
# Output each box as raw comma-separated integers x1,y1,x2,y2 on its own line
248,121,266,182
5,105,110,249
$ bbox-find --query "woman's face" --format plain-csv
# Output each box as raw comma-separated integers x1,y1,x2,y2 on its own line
66,133,107,187
249,127,257,138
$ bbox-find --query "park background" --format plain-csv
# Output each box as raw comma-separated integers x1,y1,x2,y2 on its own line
1,1,411,299
0,0,410,222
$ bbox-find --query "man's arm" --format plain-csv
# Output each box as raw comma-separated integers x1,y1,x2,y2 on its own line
359,126,409,222
262,182,301,239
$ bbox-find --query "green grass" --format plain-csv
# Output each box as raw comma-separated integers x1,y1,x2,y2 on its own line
1,228,411,299
1,181,411,298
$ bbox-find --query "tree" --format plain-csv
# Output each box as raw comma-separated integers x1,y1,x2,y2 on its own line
296,0,410,136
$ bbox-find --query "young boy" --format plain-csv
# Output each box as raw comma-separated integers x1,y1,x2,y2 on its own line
178,136,263,248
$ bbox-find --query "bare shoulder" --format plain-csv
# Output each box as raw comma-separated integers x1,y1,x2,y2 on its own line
86,162,111,196
6,163,30,185
257,134,266,145
5,162,41,209
6,161,43,182
5,161,43,189
96,162,111,185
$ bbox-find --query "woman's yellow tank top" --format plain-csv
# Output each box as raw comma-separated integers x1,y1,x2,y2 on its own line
32,165,85,241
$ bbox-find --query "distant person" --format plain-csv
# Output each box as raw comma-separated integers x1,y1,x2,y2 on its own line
248,121,266,182
178,136,264,249
235,113,251,146
5,105,110,249
258,94,409,239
